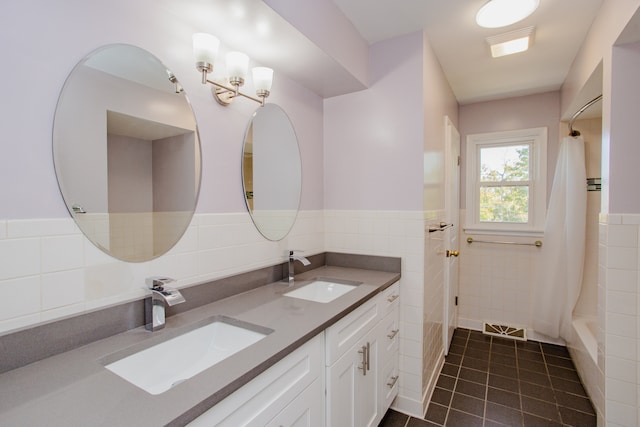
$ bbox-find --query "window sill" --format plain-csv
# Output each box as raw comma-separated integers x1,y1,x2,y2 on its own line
463,227,544,238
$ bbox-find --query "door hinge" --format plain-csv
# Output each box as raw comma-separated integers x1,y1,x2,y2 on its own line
455,296,458,306
457,155,460,166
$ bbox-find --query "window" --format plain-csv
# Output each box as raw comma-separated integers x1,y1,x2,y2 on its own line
465,127,547,235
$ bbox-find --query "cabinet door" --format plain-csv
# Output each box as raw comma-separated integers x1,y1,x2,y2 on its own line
326,344,358,426
375,306,400,425
361,333,379,427
326,333,379,427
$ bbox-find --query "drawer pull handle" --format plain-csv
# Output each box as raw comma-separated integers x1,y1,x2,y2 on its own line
387,294,399,303
387,375,399,388
387,329,399,339
366,341,370,372
358,345,368,376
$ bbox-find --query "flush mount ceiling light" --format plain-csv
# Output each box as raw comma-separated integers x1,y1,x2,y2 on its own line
476,0,540,28
193,32,273,107
487,26,535,57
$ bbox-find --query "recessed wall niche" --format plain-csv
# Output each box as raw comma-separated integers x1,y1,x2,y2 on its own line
106,111,196,261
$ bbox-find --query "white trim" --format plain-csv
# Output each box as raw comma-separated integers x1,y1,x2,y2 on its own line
463,227,544,237
465,127,547,234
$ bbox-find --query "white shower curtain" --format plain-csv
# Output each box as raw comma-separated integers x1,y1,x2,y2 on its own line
532,136,587,340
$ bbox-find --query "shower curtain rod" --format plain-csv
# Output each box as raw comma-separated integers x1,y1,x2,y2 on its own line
568,94,603,137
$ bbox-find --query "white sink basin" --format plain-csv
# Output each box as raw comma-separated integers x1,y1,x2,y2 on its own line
283,279,360,303
104,316,272,395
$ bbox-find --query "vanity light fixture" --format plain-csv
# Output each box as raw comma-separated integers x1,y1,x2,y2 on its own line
476,0,539,28
487,26,535,58
193,32,273,107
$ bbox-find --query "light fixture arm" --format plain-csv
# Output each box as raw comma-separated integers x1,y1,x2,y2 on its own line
205,77,266,106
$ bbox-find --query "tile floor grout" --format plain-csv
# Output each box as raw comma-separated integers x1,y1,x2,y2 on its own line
379,328,596,427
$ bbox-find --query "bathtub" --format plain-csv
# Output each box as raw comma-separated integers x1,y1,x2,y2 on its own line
569,315,602,421
572,315,597,362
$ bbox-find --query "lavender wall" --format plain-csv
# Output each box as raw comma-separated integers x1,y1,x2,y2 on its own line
153,133,197,212
107,135,153,213
560,0,640,216
324,32,426,211
609,42,640,214
264,0,369,89
0,0,323,220
560,0,640,118
458,91,561,208
423,33,460,211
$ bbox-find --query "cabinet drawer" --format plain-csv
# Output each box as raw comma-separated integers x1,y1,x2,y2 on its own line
379,307,400,366
381,357,399,411
325,298,379,366
379,282,400,317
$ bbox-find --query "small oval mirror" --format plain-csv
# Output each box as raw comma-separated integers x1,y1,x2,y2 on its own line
242,104,301,241
53,44,202,262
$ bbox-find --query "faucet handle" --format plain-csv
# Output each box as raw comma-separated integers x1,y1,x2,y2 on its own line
146,276,176,290
288,250,311,266
146,276,185,306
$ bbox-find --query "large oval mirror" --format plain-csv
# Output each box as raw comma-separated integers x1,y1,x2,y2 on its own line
53,45,201,262
242,104,301,241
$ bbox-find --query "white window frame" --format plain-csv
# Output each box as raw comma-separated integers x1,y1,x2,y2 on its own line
465,127,547,236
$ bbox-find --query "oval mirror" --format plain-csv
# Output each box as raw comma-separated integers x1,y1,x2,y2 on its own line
242,104,301,241
53,45,201,262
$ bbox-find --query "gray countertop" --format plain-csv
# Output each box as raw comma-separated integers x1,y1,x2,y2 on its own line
0,266,399,426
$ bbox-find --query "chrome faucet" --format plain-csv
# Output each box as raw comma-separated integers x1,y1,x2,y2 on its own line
286,250,310,285
145,277,185,331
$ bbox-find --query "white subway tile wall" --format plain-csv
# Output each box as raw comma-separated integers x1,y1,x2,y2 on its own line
41,269,85,310
0,209,435,418
599,214,640,426
0,276,40,321
41,235,84,273
0,211,324,335
0,238,41,281
456,213,540,332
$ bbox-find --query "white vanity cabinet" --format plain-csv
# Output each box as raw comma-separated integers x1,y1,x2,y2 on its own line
325,281,400,427
187,281,400,427
188,333,325,427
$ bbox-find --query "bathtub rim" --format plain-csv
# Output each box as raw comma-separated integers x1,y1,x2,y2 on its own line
572,314,597,363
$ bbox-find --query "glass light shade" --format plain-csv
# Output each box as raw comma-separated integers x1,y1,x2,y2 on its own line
476,0,539,28
192,33,220,64
252,67,273,92
226,52,249,79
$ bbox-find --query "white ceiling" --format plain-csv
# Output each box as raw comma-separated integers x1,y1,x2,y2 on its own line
332,0,604,105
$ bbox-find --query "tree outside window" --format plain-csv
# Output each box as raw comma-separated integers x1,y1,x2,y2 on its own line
465,127,546,235
479,144,530,223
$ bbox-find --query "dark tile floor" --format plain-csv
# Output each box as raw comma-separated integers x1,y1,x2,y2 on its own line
379,328,596,427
